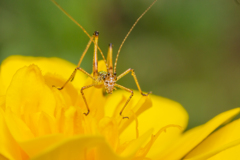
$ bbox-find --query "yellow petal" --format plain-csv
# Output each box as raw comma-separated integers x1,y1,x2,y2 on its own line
0,55,87,95
0,154,9,160
106,90,188,158
19,134,65,158
35,112,58,136
44,73,79,107
0,96,5,111
62,106,81,135
208,142,240,160
0,72,3,96
135,124,182,159
30,133,151,160
185,118,240,159
118,94,153,134
98,117,120,150
73,60,107,120
140,94,188,158
0,108,28,160
79,77,106,119
104,90,152,140
5,112,34,142
121,129,154,157
160,107,240,160
5,64,56,117
4,65,64,141
98,60,107,72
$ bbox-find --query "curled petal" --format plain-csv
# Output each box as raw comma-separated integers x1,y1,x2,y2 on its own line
160,107,240,160
109,92,188,158
185,118,240,159
0,55,86,95
5,65,56,117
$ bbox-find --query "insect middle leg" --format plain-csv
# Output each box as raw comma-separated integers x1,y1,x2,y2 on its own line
117,68,152,96
114,83,133,119
81,84,97,116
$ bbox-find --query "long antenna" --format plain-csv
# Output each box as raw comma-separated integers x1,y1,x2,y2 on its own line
51,0,108,69
114,0,157,73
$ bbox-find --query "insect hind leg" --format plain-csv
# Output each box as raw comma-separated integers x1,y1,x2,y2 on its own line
52,33,94,90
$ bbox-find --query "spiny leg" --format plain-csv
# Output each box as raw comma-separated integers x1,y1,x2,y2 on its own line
77,68,94,80
54,33,94,90
115,83,133,119
54,67,94,90
54,68,77,90
117,68,151,96
81,84,96,116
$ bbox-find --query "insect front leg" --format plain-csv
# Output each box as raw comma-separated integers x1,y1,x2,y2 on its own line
54,68,78,90
114,84,134,119
81,84,96,116
53,33,94,90
117,68,152,96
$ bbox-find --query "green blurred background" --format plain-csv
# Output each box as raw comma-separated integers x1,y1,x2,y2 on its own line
1,0,240,129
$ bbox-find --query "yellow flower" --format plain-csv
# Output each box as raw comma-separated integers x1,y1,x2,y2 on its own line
0,55,240,160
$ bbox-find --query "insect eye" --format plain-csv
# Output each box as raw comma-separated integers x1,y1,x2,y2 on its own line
94,31,99,36
103,76,105,80
114,72,117,76
108,73,110,76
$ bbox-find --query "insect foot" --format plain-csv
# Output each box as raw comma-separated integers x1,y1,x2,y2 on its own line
52,85,63,90
119,112,129,119
83,110,90,116
122,116,129,119
141,91,152,96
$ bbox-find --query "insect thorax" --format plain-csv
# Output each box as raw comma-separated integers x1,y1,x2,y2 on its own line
96,71,116,94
